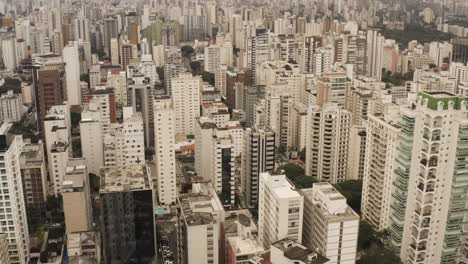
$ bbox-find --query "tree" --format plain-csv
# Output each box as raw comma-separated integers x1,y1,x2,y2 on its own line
80,73,89,83
181,45,195,58
156,67,164,81
46,195,62,212
299,148,306,161
334,180,362,213
96,49,106,60
71,112,81,128
190,61,202,74
282,163,317,189
357,221,401,264
202,71,215,86
0,77,22,94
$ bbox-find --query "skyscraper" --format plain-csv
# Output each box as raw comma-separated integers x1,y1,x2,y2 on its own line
0,123,30,264
241,128,276,208
366,29,384,81
388,91,468,264
63,41,82,105
171,73,202,140
305,104,351,183
153,96,177,205
452,38,468,64
301,183,359,264
258,172,304,249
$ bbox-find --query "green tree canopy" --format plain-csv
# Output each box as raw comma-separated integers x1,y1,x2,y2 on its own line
181,45,195,58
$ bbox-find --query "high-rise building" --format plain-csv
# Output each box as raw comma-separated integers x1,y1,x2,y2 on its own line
44,104,71,196
103,108,144,167
62,159,93,234
171,73,202,139
0,90,24,122
361,109,400,231
127,74,155,146
103,17,119,56
120,40,136,70
210,135,236,208
110,38,119,66
258,172,304,249
452,38,468,64
80,110,104,176
301,183,359,264
35,64,66,131
63,41,82,106
347,86,373,126
316,72,350,108
305,104,351,183
241,128,275,208
366,30,384,81
84,87,117,134
249,29,270,83
2,36,17,71
287,101,308,151
74,16,90,42
347,125,367,180
0,233,9,264
177,186,224,264
0,123,30,264
153,96,177,205
100,165,155,264
312,46,334,75
388,91,468,264
301,36,322,73
152,44,165,67
215,65,227,97
20,141,47,231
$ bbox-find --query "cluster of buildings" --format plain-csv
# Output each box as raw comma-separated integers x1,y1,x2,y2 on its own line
0,0,466,264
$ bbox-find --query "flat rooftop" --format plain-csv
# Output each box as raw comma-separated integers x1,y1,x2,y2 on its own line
100,164,151,193
227,236,264,256
272,238,329,264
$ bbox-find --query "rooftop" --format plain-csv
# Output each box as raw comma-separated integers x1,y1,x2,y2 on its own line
100,164,151,193
272,238,329,264
261,173,302,199
227,236,264,256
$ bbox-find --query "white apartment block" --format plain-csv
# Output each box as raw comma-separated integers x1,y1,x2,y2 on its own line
63,41,82,105
366,30,384,81
258,172,303,249
171,73,202,140
89,64,101,90
0,233,9,264
255,60,302,102
103,108,145,167
305,104,351,183
49,143,69,196
312,46,334,76
215,64,227,97
361,109,401,231
0,123,30,264
0,90,24,122
86,87,115,134
347,125,366,180
287,101,308,151
194,117,243,181
178,189,224,264
204,41,233,74
80,112,104,176
154,96,177,205
241,128,275,208
388,91,468,264
301,183,359,264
